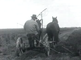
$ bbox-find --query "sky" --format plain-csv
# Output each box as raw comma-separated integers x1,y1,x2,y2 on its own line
0,0,81,29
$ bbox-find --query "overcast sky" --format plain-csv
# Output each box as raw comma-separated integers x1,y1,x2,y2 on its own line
0,0,81,29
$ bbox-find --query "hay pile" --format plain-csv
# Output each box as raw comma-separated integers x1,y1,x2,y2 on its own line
65,29,81,52
56,29,81,53
66,29,81,45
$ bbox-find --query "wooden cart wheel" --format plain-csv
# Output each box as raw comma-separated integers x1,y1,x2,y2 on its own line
42,34,50,56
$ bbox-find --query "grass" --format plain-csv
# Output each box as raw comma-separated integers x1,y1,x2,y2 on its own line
0,27,81,60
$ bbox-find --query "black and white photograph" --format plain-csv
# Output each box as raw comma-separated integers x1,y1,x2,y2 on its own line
0,0,81,60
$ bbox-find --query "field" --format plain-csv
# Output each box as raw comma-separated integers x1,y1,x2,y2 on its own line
0,27,81,60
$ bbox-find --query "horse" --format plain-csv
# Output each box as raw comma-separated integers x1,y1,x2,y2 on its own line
35,19,43,46
36,19,47,40
46,16,60,47
36,19,42,38
36,19,51,56
36,19,47,45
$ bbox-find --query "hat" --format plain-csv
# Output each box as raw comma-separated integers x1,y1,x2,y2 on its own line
31,14,37,19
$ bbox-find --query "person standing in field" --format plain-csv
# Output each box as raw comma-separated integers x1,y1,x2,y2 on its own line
24,14,40,49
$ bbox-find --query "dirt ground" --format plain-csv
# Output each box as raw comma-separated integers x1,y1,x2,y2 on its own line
0,28,81,60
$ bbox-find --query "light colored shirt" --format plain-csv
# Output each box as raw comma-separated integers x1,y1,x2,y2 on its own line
24,19,39,35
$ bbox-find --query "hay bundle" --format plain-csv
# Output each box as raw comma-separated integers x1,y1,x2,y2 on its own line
56,29,81,55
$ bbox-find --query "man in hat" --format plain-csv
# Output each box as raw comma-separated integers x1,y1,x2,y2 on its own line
24,14,40,49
